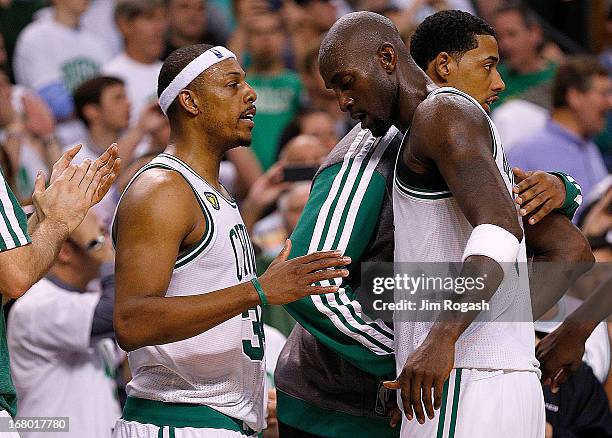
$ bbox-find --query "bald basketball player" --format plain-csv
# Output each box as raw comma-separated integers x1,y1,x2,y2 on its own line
316,11,592,438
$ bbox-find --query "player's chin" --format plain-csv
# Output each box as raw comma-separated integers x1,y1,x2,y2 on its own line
237,133,253,147
367,119,392,137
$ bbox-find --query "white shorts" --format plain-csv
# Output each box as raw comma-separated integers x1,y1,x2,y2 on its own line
0,411,19,438
400,369,545,438
113,419,258,438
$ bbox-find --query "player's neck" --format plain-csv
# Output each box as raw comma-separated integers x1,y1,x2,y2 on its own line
48,266,91,292
54,8,80,28
168,134,225,191
395,64,432,131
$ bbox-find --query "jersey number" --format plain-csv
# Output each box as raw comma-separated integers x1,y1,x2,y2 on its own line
242,307,265,361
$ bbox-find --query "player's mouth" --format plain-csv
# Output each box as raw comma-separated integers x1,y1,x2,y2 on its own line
239,106,256,128
483,95,499,111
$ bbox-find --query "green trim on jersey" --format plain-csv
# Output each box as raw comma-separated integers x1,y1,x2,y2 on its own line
276,391,399,438
283,159,396,377
122,397,255,435
159,153,237,208
394,176,453,200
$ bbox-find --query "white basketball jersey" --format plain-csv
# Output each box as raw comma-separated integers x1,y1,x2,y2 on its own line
112,153,266,431
392,87,539,373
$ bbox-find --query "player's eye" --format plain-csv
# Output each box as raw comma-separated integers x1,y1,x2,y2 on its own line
227,81,238,88
340,76,353,91
484,64,493,71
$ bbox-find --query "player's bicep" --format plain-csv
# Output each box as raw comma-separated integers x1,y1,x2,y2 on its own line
114,174,195,306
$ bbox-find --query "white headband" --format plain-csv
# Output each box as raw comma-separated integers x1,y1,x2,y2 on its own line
158,46,237,115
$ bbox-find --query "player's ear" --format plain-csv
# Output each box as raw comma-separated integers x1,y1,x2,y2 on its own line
177,89,200,116
378,44,397,74
432,52,453,82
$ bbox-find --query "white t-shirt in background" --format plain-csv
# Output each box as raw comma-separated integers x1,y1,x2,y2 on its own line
7,278,121,438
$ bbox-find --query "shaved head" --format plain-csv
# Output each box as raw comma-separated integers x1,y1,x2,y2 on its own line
318,11,413,136
319,11,406,74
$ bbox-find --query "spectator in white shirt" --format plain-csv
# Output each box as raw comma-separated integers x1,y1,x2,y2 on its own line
8,211,121,438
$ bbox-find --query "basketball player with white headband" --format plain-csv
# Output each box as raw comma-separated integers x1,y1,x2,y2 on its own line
111,44,351,438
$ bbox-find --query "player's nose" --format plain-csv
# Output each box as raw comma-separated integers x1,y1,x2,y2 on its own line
492,70,505,93
338,94,354,113
244,81,257,103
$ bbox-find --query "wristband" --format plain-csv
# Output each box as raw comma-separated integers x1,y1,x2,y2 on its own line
251,278,268,306
549,171,582,220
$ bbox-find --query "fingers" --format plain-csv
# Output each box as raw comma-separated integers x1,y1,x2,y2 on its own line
389,407,403,428
433,379,444,411
399,377,414,421
304,255,351,273
306,268,349,285
51,144,82,183
272,239,292,265
93,159,121,204
298,249,344,264
383,380,401,389
85,164,104,204
518,191,548,217
514,181,546,206
33,170,46,197
306,284,340,294
410,372,425,424
94,143,118,170
512,167,532,186
525,199,555,225
72,158,93,186
421,373,435,420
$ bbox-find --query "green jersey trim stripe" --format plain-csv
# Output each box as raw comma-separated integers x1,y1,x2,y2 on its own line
276,390,398,438
307,128,395,354
394,177,453,200
0,177,30,250
316,157,355,251
159,153,238,208
122,397,254,434
320,294,393,353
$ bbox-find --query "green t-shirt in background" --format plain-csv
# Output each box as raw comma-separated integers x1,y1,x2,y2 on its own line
495,61,557,108
248,71,302,170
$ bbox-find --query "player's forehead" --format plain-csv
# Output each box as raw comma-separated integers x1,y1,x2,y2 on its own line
201,58,245,83
461,34,499,63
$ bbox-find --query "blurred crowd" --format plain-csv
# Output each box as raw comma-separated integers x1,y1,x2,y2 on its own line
0,0,611,437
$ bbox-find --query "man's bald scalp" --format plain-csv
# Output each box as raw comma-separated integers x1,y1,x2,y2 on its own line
319,11,406,69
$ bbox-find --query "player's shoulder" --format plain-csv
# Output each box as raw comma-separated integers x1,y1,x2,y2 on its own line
413,89,488,141
117,167,198,224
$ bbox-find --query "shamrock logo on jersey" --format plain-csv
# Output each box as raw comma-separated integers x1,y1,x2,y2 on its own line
205,192,220,210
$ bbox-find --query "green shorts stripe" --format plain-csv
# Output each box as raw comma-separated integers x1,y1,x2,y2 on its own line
436,378,450,438
122,397,255,435
448,369,462,438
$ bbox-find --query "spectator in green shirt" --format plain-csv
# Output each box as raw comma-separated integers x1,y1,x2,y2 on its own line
245,11,302,170
491,3,558,109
